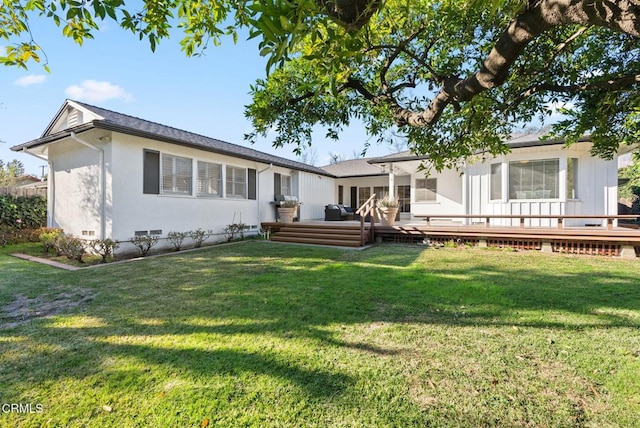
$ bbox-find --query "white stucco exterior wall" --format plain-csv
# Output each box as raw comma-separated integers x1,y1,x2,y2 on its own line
111,135,258,241
411,169,464,217
47,133,112,238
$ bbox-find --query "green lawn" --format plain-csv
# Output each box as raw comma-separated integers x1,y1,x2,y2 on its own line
1,241,639,427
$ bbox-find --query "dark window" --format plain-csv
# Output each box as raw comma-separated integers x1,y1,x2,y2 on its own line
143,150,160,194
274,173,281,198
338,186,344,204
248,169,257,200
350,187,357,208
397,185,411,212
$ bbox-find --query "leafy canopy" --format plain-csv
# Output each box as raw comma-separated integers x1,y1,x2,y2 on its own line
2,0,639,168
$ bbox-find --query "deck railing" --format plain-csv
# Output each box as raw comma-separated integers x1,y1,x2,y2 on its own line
356,194,377,246
414,214,640,231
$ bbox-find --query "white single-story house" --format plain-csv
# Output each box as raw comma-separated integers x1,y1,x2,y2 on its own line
325,134,633,228
11,100,335,245
11,100,635,249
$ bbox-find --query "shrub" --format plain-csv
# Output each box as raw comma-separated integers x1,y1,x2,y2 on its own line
0,195,46,229
90,239,120,263
131,234,160,256
40,228,63,254
57,234,86,262
224,223,247,242
167,231,188,251
189,228,212,248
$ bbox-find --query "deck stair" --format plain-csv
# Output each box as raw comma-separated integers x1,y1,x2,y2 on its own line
262,222,370,247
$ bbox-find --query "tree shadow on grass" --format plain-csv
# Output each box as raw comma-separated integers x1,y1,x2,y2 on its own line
1,242,639,423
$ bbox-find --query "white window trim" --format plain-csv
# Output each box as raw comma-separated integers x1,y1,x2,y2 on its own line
197,160,223,198
507,158,560,201
280,175,292,196
225,165,247,199
415,178,437,202
161,153,193,196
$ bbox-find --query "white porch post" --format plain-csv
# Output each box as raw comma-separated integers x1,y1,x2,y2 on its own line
388,163,395,199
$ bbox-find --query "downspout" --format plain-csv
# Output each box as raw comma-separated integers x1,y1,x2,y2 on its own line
22,148,55,228
70,132,106,240
257,164,273,226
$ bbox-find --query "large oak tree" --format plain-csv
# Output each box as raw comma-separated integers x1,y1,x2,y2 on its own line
2,0,639,168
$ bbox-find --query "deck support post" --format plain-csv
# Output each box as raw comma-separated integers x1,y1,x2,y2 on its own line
620,245,637,259
478,239,487,248
541,241,554,253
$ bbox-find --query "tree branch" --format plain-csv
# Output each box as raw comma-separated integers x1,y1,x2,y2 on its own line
523,73,640,97
383,0,640,128
380,24,425,93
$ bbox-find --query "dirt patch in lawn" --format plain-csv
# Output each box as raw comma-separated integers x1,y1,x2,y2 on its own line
0,289,96,329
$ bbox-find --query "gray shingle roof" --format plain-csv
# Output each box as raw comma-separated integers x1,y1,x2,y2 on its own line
12,100,334,177
366,133,585,164
320,158,387,177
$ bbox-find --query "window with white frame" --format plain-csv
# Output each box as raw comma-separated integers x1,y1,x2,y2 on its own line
197,161,222,197
226,166,247,198
509,159,559,199
415,178,437,202
162,154,192,195
490,163,502,200
281,175,291,196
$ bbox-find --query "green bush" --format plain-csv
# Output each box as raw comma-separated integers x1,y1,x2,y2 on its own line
0,195,47,229
40,229,63,254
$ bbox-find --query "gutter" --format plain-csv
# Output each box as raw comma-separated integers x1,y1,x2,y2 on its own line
21,148,55,228
70,132,107,240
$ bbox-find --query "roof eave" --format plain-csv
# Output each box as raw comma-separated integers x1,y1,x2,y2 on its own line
333,173,390,178
10,123,96,152
366,137,595,164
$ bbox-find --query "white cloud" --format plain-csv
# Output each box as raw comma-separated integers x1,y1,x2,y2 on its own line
14,74,47,86
65,80,133,103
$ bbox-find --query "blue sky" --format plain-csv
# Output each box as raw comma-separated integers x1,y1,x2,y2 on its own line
1,19,386,176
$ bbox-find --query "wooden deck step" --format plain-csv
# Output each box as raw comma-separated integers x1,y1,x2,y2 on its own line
274,231,362,241
262,222,370,247
270,235,364,247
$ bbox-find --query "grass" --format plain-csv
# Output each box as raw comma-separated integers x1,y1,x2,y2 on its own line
0,241,639,427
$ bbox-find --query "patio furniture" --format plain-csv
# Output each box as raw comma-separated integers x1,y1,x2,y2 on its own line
325,204,355,221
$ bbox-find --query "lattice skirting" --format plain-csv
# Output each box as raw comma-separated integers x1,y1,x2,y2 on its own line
488,239,541,251
380,232,638,257
552,241,621,256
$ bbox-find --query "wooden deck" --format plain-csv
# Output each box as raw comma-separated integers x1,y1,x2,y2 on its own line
262,215,640,258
